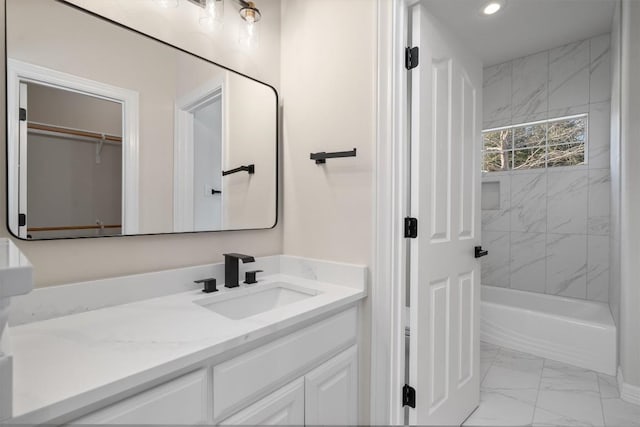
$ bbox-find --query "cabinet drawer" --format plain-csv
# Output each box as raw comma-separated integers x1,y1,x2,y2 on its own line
67,369,208,425
213,307,357,420
219,378,304,425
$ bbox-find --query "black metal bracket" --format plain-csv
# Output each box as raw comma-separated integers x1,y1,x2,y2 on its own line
222,164,255,176
310,148,357,165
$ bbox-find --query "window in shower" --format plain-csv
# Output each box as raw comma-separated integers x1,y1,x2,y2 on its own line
482,114,587,172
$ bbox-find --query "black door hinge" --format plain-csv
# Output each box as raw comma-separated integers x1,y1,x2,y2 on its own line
404,217,418,238
18,213,26,227
19,108,27,121
405,46,419,70
403,384,416,408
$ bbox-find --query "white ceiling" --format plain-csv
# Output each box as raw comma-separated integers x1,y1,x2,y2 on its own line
422,0,616,66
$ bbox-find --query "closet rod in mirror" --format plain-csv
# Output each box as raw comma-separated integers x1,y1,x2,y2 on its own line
27,122,122,143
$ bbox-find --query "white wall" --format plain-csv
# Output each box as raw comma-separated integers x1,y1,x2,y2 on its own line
618,0,640,389
481,34,612,303
280,1,376,423
0,0,283,287
224,72,277,229
609,0,622,333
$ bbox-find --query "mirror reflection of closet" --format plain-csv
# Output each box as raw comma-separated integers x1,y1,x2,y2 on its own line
23,82,123,239
6,0,278,240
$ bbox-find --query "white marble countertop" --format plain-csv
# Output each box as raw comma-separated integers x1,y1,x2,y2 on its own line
8,273,365,423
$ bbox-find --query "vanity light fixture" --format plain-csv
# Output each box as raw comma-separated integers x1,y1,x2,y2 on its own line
238,0,261,49
199,0,224,29
239,0,261,24
154,0,180,8
163,0,262,47
482,1,503,15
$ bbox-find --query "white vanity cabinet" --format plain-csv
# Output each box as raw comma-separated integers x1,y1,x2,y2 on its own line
219,346,358,426
304,346,358,425
219,378,305,425
62,308,358,426
66,369,208,425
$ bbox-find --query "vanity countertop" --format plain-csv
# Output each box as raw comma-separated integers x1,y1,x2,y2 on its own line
8,273,365,423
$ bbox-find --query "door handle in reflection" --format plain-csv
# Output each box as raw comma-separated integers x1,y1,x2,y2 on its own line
475,246,489,258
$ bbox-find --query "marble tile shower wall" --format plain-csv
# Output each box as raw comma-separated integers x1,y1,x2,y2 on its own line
481,34,611,303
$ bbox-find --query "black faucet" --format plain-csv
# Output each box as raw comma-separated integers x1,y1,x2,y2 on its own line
223,253,255,288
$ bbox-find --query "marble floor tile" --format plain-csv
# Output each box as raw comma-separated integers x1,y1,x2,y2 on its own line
597,373,619,399
480,342,500,381
482,349,544,390
464,388,537,426
602,398,640,427
473,343,640,427
540,359,599,392
534,390,605,426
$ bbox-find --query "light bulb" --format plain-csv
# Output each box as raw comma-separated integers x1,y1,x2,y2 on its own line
238,21,260,50
154,0,179,8
483,2,502,15
199,0,224,29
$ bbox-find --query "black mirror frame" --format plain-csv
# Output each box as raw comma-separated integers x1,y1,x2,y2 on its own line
4,0,279,241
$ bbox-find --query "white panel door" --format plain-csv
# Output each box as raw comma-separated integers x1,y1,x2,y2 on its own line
219,378,304,426
408,3,482,425
305,346,358,426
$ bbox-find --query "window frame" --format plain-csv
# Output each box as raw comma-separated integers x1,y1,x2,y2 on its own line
482,113,589,173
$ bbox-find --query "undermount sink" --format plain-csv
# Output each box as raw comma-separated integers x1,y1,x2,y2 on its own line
195,282,319,320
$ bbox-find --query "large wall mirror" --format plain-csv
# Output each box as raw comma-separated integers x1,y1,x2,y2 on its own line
6,0,278,240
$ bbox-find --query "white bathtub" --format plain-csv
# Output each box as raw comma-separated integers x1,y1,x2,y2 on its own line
481,285,617,375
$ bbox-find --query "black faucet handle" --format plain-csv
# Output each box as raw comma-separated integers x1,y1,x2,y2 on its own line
244,270,264,285
195,278,218,293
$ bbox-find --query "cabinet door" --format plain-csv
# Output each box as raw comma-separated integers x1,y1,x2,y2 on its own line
67,370,207,425
305,346,358,426
219,378,304,426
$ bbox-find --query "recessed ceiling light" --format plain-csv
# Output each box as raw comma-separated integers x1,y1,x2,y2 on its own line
483,2,502,15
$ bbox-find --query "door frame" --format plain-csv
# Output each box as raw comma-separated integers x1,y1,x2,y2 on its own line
6,58,140,236
173,77,226,232
370,0,416,424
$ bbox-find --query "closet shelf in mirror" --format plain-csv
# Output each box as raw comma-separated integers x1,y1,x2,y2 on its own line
27,122,122,144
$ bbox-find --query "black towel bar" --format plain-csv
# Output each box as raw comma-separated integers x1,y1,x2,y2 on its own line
310,148,357,164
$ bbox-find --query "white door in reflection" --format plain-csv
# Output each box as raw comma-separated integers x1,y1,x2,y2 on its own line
193,95,223,231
